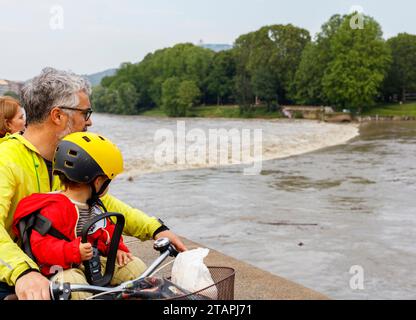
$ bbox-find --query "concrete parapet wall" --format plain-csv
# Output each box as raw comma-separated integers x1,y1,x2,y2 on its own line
124,236,329,300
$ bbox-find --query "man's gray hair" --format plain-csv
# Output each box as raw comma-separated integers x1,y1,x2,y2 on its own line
20,67,92,125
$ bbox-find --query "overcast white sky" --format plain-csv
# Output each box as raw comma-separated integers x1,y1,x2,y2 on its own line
0,0,414,80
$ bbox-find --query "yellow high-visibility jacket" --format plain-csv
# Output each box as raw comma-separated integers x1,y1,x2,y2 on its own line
0,133,162,286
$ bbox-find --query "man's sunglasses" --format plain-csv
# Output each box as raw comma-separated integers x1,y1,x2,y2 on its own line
59,107,93,121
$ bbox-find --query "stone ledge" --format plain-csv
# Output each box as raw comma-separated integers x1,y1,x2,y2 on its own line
124,236,329,300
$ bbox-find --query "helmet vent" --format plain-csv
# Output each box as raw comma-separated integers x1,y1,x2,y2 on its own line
98,136,105,141
68,149,78,157
64,161,74,168
82,136,91,142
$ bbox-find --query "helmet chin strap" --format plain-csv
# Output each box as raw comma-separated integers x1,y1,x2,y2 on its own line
87,179,112,208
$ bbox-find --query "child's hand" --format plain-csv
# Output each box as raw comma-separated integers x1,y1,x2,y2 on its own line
117,250,133,267
79,242,93,261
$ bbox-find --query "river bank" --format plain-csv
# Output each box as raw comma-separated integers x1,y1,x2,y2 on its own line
139,105,282,119
139,102,416,123
357,115,416,122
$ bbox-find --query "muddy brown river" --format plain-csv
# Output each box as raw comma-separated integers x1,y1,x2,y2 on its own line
93,114,416,299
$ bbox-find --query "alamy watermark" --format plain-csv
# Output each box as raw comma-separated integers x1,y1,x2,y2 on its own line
349,5,365,30
154,121,263,175
349,265,365,290
49,5,64,30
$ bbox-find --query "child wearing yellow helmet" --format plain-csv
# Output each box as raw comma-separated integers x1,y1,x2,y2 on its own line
14,132,147,299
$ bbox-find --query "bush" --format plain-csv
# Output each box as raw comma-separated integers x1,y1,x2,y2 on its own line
293,111,304,119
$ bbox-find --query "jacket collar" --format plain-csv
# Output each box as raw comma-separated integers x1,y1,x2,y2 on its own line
9,133,41,154
0,132,10,142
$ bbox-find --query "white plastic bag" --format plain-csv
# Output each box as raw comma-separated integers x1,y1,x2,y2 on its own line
171,248,218,299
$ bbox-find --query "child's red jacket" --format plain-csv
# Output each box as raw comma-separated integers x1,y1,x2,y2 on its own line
13,193,130,276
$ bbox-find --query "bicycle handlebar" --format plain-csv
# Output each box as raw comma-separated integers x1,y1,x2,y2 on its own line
50,239,178,300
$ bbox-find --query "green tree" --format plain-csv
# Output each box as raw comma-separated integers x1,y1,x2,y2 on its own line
138,43,213,107
233,34,255,113
177,80,201,116
234,24,311,109
91,85,106,112
383,33,416,102
292,15,343,105
322,13,391,112
97,63,144,114
235,72,254,115
251,65,279,111
2,91,19,100
115,82,139,114
291,43,324,104
161,77,181,117
91,85,117,113
206,50,236,105
94,43,213,114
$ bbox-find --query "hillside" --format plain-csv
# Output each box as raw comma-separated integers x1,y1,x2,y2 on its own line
84,68,117,86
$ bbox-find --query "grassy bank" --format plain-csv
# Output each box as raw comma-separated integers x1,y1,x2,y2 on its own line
139,108,169,117
362,102,416,117
139,105,283,119
125,102,416,119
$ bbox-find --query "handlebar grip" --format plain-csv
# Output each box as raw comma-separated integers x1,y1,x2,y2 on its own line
50,281,72,300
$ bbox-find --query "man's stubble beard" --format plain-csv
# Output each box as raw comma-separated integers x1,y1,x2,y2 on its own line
57,117,74,141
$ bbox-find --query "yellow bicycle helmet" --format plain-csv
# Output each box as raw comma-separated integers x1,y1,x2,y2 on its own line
53,132,124,184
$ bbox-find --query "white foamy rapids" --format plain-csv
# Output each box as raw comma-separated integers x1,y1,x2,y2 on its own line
91,115,360,177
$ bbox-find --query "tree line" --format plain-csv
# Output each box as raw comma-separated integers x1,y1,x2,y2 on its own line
92,12,416,116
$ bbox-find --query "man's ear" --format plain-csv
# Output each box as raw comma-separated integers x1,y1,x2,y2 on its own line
50,107,65,125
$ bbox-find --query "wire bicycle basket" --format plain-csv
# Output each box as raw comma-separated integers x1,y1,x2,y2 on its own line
118,266,235,300
167,266,235,300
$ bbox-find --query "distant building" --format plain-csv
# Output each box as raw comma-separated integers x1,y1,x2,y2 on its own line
0,80,8,95
197,41,233,52
0,79,23,96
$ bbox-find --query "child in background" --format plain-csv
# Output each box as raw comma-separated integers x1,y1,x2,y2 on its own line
0,96,25,143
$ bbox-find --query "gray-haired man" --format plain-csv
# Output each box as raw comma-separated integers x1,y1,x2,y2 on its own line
0,68,186,300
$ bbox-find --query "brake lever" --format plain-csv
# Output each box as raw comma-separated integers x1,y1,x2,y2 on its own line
168,244,179,257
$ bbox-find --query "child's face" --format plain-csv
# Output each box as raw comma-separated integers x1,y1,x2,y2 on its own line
94,175,110,197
